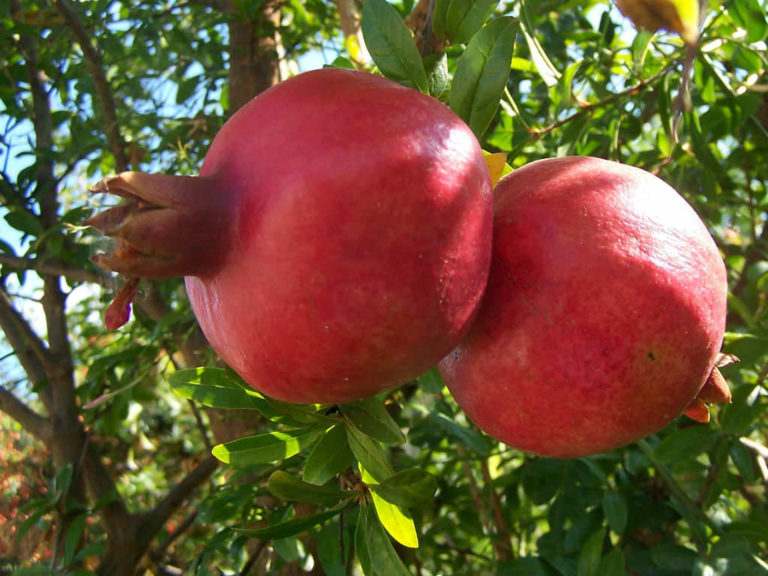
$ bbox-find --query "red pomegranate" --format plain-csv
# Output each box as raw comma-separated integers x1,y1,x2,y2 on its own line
439,156,728,458
87,68,493,404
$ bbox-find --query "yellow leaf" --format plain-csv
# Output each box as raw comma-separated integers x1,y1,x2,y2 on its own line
613,0,701,45
483,152,508,188
371,491,419,548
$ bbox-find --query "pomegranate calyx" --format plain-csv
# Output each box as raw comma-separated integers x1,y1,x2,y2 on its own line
87,170,234,330
87,171,233,279
694,366,732,405
682,363,734,423
683,398,711,423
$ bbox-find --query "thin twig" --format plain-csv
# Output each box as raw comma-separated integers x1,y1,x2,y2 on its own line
530,64,676,138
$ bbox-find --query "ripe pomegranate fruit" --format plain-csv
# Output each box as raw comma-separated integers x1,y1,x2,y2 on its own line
87,68,493,404
439,156,728,458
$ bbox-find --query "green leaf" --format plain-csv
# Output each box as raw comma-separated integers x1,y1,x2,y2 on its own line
433,0,497,44
371,490,419,548
497,558,550,576
449,17,518,139
653,426,721,464
361,0,428,92
169,367,270,411
235,502,349,540
268,471,353,506
5,208,43,237
602,491,628,535
346,422,394,482
651,540,697,571
211,427,324,467
355,506,374,576
424,51,448,98
341,397,404,445
372,468,437,508
317,521,351,576
599,548,626,576
64,513,88,566
518,0,559,87
427,411,490,457
356,504,413,575
577,527,606,576
304,424,355,485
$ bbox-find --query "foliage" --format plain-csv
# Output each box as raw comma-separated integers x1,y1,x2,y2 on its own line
1,0,767,575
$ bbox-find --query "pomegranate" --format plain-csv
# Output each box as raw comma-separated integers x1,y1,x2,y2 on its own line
87,68,493,404
439,156,728,458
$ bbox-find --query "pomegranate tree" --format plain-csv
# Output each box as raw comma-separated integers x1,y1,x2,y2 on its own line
87,68,493,404
439,156,728,458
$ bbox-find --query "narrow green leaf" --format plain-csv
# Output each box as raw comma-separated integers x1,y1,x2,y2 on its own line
235,502,349,540
602,491,628,535
653,426,720,465
577,527,606,576
599,548,625,576
346,422,394,482
449,17,518,138
355,506,374,576
361,0,428,92
268,471,353,506
64,513,87,566
433,0,497,44
371,490,419,548
317,521,351,576
519,0,559,87
341,397,404,445
357,504,413,575
427,411,490,456
372,468,437,508
304,424,355,485
211,427,324,467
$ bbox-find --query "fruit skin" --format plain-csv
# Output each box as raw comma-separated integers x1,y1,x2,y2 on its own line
88,69,493,404
439,156,727,458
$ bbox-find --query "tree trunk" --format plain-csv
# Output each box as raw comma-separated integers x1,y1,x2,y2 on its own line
225,0,282,113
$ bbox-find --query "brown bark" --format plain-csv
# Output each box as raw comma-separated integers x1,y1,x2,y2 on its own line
225,0,282,113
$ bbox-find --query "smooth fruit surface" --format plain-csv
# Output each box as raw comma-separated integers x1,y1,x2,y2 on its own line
439,156,727,458
89,68,493,404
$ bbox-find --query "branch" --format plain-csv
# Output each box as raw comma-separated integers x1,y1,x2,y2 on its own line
0,287,54,385
51,0,129,171
0,384,52,444
526,63,676,138
0,252,113,287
